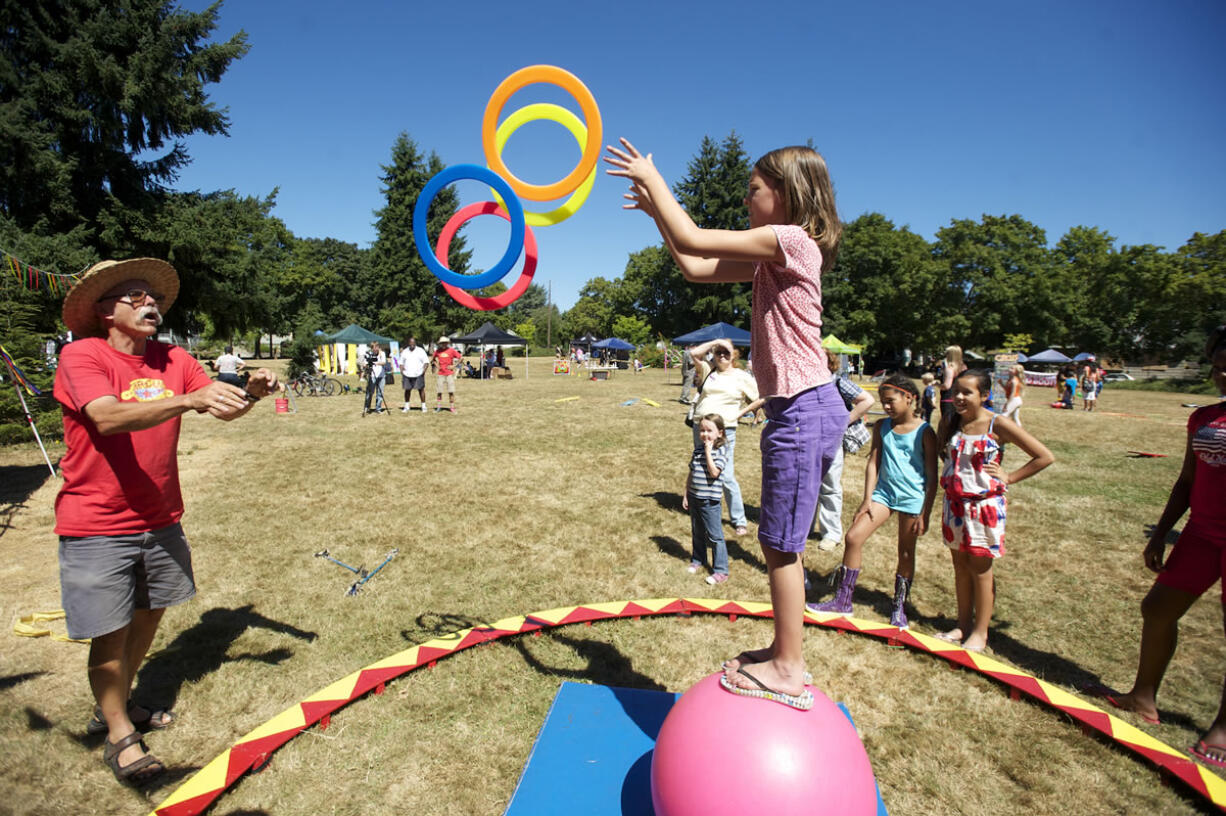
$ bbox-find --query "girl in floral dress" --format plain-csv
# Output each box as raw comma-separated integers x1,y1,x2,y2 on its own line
937,370,1053,652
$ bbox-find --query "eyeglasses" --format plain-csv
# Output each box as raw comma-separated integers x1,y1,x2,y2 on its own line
97,289,166,306
714,349,732,357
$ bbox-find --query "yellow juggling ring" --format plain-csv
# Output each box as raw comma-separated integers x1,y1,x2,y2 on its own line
491,103,597,227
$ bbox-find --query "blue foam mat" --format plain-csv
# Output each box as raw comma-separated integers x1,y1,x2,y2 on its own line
505,681,887,815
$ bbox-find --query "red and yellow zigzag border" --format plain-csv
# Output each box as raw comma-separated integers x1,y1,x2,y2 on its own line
149,599,1226,815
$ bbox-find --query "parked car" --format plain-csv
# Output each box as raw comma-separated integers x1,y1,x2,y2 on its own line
1102,372,1134,382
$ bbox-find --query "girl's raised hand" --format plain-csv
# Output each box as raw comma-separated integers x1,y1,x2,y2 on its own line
604,138,661,186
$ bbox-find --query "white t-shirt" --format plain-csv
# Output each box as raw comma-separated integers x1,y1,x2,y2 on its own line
399,346,429,378
215,353,242,374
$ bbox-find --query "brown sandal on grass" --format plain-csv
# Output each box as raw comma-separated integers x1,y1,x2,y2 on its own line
87,701,175,735
103,731,164,786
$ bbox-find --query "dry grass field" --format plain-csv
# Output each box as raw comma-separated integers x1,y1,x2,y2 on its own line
1,358,1222,815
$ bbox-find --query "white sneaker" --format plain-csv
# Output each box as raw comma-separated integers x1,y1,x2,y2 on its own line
401,406,409,413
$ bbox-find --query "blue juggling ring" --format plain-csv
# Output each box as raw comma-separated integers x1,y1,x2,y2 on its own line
413,164,526,290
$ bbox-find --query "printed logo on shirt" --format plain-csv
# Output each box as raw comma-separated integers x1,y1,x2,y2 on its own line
121,378,175,402
1193,416,1226,467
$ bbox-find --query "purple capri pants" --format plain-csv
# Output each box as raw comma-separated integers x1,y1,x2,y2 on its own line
758,383,849,553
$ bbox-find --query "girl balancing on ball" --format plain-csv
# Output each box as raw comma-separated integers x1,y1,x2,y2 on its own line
606,140,848,710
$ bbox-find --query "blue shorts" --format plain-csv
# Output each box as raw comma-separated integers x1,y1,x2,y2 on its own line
58,523,195,640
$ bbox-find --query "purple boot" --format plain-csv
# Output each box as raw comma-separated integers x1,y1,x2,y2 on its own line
808,566,860,614
890,573,911,629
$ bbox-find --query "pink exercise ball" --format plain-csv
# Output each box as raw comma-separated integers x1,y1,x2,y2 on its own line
651,672,878,816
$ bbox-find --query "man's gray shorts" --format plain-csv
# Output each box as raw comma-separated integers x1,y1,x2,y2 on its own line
403,373,425,391
58,523,196,640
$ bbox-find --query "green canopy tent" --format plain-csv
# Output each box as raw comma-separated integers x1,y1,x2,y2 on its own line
325,325,394,378
821,334,863,355
328,324,394,345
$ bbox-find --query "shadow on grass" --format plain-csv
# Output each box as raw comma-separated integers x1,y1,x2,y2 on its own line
0,461,58,539
514,631,667,693
639,491,683,514
0,670,46,691
132,604,317,710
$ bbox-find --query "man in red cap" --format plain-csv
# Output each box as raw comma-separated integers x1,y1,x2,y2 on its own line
55,258,279,785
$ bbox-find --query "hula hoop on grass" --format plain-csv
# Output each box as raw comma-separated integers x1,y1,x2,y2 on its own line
491,102,597,226
437,202,538,311
147,599,1226,816
413,164,525,290
481,65,602,201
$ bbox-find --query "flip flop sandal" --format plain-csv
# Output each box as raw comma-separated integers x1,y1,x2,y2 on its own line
1080,683,1160,725
719,667,814,711
103,731,164,786
721,653,814,685
87,701,176,735
1190,740,1226,769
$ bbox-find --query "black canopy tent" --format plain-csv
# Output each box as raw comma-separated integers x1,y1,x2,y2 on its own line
450,321,528,378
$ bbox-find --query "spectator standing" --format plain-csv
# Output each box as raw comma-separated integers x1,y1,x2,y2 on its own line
398,337,429,412
432,336,462,413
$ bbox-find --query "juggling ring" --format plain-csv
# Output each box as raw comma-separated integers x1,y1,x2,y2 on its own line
482,65,602,202
436,202,538,311
491,103,597,227
413,164,525,291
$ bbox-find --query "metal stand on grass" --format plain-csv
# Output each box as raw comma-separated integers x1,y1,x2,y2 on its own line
314,548,398,596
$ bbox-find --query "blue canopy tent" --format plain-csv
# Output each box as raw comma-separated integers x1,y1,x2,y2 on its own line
1026,348,1072,364
1072,352,1098,362
593,338,635,351
672,322,751,346
593,337,635,369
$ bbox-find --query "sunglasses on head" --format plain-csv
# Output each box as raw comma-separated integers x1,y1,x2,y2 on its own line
97,288,166,306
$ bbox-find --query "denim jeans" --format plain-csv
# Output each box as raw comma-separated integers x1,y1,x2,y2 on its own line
365,374,385,411
689,496,728,575
692,425,746,528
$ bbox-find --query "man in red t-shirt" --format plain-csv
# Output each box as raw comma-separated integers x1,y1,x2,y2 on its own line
54,258,279,785
431,336,462,413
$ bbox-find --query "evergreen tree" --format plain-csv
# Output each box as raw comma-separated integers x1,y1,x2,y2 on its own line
0,0,248,239
364,134,470,338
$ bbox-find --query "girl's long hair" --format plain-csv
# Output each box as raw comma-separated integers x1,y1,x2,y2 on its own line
754,146,841,273
937,369,993,452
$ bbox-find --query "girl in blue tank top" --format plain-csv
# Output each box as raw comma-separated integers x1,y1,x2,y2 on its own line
810,375,938,628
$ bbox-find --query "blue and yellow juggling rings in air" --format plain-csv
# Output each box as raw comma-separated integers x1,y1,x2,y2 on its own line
413,65,602,311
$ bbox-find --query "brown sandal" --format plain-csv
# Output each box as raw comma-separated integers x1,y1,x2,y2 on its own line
102,731,164,786
87,700,175,735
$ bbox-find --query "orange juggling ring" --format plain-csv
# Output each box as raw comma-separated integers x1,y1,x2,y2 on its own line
436,201,538,311
481,65,602,202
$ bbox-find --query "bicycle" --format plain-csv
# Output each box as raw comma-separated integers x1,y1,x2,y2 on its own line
289,372,341,396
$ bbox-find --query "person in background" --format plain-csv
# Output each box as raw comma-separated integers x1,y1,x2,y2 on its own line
920,372,937,425
397,337,429,413
688,338,763,537
679,345,696,404
938,345,966,426
432,336,462,413
362,341,387,416
1004,363,1025,425
213,345,245,387
811,354,875,553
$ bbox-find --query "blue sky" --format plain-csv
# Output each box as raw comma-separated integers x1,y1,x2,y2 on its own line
171,0,1226,311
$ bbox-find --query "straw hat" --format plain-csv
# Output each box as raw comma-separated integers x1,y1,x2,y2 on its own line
62,258,180,337
438,336,450,344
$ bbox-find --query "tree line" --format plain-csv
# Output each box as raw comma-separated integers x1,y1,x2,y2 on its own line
2,1,1222,441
